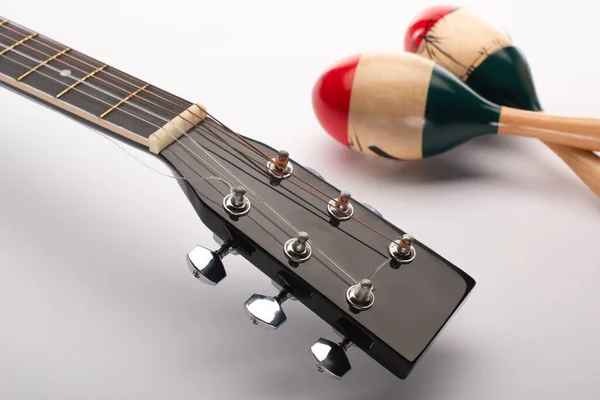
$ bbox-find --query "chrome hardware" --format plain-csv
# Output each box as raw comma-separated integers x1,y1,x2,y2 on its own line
271,280,297,301
267,150,293,179
222,186,251,217
244,288,292,329
389,233,416,263
283,231,312,263
186,240,235,285
212,233,239,256
346,279,375,310
327,191,354,221
311,337,353,379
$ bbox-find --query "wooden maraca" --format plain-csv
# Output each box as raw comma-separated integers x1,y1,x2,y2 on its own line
404,5,600,196
312,52,600,160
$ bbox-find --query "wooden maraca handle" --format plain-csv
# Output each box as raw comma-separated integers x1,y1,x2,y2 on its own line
545,142,600,197
403,5,600,198
543,142,600,197
499,108,600,151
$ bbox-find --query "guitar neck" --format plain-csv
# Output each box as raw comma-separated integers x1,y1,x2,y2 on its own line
0,17,206,154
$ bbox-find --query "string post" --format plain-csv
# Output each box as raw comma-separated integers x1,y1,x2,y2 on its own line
284,231,312,263
275,150,289,169
267,150,293,179
388,234,416,264
231,186,247,208
327,190,354,221
223,186,251,217
292,231,309,254
336,191,352,210
399,234,413,255
346,278,375,310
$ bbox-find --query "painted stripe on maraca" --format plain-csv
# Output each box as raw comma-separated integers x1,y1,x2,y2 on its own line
404,5,458,53
408,7,541,111
414,8,510,78
313,52,502,159
312,54,360,146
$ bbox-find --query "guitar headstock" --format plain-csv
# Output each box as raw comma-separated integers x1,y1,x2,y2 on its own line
159,116,475,380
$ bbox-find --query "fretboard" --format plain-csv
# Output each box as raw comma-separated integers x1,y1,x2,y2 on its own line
0,17,206,153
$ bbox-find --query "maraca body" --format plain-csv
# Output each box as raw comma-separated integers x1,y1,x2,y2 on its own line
405,5,600,198
313,52,502,159
313,52,600,159
405,6,541,111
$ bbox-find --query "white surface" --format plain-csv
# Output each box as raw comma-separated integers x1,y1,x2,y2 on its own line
0,1,599,399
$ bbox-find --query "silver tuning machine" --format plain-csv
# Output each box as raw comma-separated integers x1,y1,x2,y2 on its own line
311,337,353,379
244,287,292,329
284,231,312,263
267,150,293,179
327,191,354,221
389,233,416,264
346,279,375,310
223,186,251,217
186,240,235,285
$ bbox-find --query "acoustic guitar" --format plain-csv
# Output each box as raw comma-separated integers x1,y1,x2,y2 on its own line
0,17,475,380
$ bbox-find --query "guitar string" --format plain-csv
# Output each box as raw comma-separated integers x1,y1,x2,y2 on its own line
0,26,393,281
368,258,391,281
0,24,389,243
0,48,360,285
0,22,397,244
0,22,272,159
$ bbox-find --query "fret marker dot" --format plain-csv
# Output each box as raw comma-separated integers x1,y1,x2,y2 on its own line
60,69,71,77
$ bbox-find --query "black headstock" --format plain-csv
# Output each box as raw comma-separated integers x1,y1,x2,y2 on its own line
159,117,476,380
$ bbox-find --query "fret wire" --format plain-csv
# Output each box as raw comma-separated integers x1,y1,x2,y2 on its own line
2,41,166,130
55,64,106,99
0,22,400,270
0,50,159,134
18,47,70,81
4,50,357,283
0,21,194,116
0,33,37,56
99,83,150,119
0,32,391,242
0,20,7,27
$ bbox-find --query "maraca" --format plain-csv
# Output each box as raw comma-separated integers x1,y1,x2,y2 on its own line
312,52,600,160
404,5,600,196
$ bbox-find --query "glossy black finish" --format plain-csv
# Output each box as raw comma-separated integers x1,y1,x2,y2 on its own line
160,118,476,379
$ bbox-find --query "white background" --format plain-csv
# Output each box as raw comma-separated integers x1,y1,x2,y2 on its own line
1,0,599,399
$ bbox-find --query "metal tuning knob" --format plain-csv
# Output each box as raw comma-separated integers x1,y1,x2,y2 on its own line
389,233,416,263
346,279,375,310
327,191,354,221
283,231,312,263
311,337,353,379
244,288,292,329
186,240,235,286
267,150,293,179
223,186,251,217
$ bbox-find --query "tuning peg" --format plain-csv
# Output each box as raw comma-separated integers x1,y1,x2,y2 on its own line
271,280,298,301
212,233,239,256
311,337,353,379
186,240,235,285
244,288,292,329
